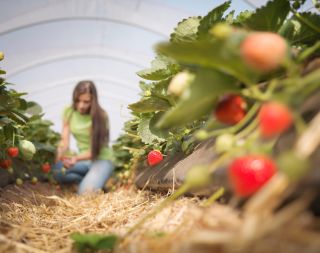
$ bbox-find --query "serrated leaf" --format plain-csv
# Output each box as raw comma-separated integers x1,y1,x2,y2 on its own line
197,1,231,37
138,113,169,144
170,17,201,43
26,101,42,115
225,10,235,24
232,10,253,26
156,69,239,128
243,0,290,32
71,233,118,252
156,35,258,85
137,55,179,81
279,12,320,45
128,97,171,113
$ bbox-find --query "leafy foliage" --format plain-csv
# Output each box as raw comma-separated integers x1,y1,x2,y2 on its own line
242,0,290,32
197,1,231,37
170,17,201,43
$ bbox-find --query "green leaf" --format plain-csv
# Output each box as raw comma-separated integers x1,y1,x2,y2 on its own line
243,0,290,32
0,70,6,75
170,17,201,43
71,233,118,252
26,101,42,115
138,113,169,144
136,55,179,81
279,12,320,45
128,97,171,113
197,1,231,37
232,10,253,26
156,69,239,128
156,35,258,85
3,124,15,139
18,98,28,111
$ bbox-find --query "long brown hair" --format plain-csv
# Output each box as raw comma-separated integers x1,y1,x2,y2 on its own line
72,81,109,160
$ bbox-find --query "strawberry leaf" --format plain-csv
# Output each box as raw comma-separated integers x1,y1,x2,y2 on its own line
156,35,258,85
232,10,253,26
71,233,118,252
279,12,320,46
197,1,231,37
243,0,290,32
138,113,169,144
128,97,171,113
137,55,179,81
156,69,239,128
170,17,201,43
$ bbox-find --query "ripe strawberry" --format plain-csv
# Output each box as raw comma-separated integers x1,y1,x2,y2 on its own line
0,159,12,169
215,94,246,125
240,32,287,72
147,150,163,166
7,147,19,157
258,101,293,138
228,155,277,197
41,163,51,173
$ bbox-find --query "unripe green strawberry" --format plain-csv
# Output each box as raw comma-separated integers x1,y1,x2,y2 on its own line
258,101,293,138
19,140,36,160
31,177,38,185
185,166,211,189
7,167,14,174
277,151,309,181
195,130,209,140
147,150,163,166
228,155,277,197
16,178,23,186
215,94,246,125
168,71,194,96
241,32,287,72
215,134,236,153
209,23,233,39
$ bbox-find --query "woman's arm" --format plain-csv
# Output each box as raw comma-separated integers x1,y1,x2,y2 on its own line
56,120,70,162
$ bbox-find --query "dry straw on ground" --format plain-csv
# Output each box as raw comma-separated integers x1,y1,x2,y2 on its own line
0,177,319,253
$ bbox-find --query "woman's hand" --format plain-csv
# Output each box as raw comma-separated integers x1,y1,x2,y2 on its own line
62,156,77,168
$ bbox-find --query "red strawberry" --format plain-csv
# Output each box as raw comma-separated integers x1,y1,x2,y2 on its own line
241,32,287,72
41,163,51,173
258,101,293,138
7,147,19,157
0,159,12,169
147,150,163,166
215,94,246,125
228,155,277,197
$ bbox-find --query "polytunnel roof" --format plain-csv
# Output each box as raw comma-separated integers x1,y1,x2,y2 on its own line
0,0,316,149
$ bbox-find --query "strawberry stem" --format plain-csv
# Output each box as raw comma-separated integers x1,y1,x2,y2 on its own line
201,187,225,207
206,103,261,138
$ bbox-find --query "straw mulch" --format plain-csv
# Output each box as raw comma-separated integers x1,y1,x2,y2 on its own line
0,177,319,253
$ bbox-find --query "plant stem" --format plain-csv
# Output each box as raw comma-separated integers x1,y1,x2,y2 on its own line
292,9,320,34
207,103,260,138
201,187,225,207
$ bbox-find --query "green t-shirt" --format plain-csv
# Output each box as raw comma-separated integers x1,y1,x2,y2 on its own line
63,106,113,161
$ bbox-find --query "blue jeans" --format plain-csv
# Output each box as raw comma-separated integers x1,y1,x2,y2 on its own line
52,160,114,194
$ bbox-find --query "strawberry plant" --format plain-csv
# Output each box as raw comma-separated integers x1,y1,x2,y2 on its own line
75,0,320,250
0,52,60,186
114,0,320,198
